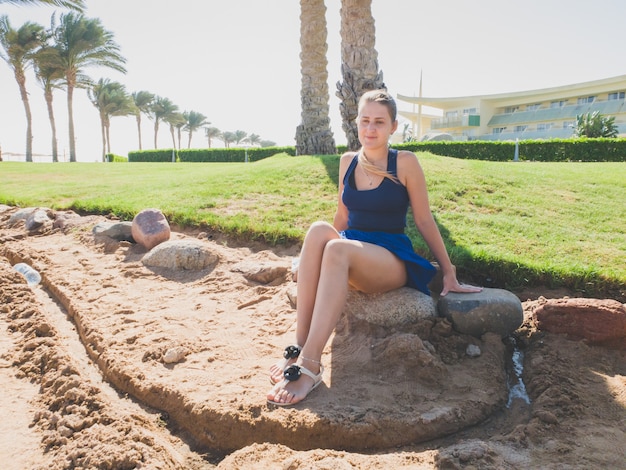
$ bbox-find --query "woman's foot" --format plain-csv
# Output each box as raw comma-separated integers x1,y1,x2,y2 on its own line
269,345,301,385
267,360,324,406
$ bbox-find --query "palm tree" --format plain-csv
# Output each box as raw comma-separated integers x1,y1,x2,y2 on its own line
221,131,235,148
204,126,221,148
147,96,178,149
88,78,135,161
233,130,247,146
33,45,64,162
165,112,184,161
295,0,336,155
574,111,619,138
131,90,154,150
244,133,261,146
51,12,126,161
0,0,85,10
0,16,45,162
337,0,385,150
182,110,209,148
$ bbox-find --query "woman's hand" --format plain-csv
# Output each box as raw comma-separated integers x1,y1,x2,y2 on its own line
440,266,483,296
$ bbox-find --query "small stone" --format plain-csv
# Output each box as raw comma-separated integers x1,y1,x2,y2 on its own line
466,344,482,357
163,346,188,364
142,239,219,270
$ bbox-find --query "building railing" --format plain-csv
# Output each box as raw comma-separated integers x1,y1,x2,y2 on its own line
431,114,480,129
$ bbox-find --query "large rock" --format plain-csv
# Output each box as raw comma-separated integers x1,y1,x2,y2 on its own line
25,209,51,231
437,288,523,338
532,298,626,349
142,239,219,270
131,208,170,250
343,287,437,329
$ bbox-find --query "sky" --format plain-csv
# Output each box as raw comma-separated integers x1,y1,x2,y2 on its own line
1,0,626,162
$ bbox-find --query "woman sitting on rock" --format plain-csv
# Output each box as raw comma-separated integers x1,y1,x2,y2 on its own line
267,89,481,406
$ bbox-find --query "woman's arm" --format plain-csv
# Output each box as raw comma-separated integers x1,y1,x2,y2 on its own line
333,152,354,232
399,151,481,295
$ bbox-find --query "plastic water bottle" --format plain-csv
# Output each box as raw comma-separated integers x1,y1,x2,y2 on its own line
13,262,41,286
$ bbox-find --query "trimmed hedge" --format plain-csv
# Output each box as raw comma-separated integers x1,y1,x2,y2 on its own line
105,153,128,163
128,146,296,163
392,138,626,162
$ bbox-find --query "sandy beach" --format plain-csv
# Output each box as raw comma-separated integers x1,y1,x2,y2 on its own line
0,205,624,469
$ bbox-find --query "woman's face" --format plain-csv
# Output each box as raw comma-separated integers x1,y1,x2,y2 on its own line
357,101,398,149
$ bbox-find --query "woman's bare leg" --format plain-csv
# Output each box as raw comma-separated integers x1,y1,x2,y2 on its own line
269,222,340,383
268,238,408,405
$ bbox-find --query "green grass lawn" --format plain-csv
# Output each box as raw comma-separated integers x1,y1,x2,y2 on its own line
1,152,624,298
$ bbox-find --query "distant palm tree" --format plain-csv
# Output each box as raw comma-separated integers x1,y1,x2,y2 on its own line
88,78,135,161
244,133,261,146
164,111,184,152
337,0,384,150
183,110,209,148
260,139,276,148
0,16,45,162
148,96,178,149
33,45,65,161
574,111,619,138
295,0,336,155
50,12,126,161
131,90,154,150
221,131,236,148
0,0,85,10
233,130,247,146
204,126,221,148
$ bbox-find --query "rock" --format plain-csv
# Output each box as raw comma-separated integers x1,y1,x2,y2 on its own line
131,208,170,250
532,298,626,348
8,207,37,226
162,346,189,364
25,209,51,231
466,344,482,357
52,211,81,230
142,239,219,270
343,287,437,329
437,288,523,338
232,260,289,284
92,221,135,242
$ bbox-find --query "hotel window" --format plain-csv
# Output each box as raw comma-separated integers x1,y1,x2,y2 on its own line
577,96,596,104
463,107,477,114
492,127,505,134
537,123,553,131
526,103,541,111
514,125,527,132
608,92,625,100
504,106,519,114
550,100,567,108
446,110,458,118
563,121,575,129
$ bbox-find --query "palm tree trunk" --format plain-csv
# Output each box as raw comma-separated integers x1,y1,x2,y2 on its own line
337,0,385,151
105,120,111,161
67,83,77,162
136,114,143,150
99,120,106,162
16,71,33,162
154,120,159,149
295,0,336,156
44,87,59,162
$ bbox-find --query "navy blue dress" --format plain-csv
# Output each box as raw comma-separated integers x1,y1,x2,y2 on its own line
340,149,436,295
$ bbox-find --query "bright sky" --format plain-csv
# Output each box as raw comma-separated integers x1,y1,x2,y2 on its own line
1,0,626,162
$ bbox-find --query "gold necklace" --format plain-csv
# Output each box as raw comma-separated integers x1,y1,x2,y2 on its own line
361,165,374,186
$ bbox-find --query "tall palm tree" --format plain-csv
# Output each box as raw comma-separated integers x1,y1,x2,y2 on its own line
51,12,126,161
0,16,45,162
147,96,178,149
295,0,336,155
337,0,384,150
165,112,184,161
33,45,64,161
0,0,85,10
88,78,135,161
131,90,154,150
204,126,221,148
183,110,209,148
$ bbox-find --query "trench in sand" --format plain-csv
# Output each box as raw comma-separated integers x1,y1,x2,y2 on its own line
13,260,534,454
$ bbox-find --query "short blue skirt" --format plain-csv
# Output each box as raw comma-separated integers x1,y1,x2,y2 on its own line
340,229,436,295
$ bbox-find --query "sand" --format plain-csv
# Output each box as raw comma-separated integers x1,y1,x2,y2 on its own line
0,205,624,469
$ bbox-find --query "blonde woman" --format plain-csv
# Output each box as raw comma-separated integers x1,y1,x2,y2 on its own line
267,90,481,406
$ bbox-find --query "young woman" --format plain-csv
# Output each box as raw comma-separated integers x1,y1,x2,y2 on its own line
267,90,481,406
